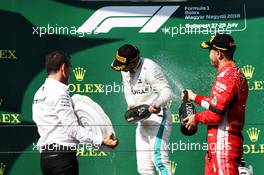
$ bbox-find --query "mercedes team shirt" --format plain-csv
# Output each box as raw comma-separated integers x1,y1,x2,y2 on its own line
32,78,103,152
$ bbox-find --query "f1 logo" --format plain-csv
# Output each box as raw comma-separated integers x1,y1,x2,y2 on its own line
78,6,179,34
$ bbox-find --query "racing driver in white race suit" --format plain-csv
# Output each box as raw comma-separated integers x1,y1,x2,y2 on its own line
111,44,174,175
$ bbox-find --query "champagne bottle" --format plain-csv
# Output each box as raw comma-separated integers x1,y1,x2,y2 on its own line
179,90,197,136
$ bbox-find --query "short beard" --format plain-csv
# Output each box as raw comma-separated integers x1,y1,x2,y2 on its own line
211,60,218,68
61,76,69,85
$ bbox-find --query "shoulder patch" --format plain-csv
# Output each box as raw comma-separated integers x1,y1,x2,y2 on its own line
217,69,229,78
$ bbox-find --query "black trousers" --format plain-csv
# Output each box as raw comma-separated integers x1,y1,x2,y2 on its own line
41,151,78,175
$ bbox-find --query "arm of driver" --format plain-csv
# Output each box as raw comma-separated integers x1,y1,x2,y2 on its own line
146,61,174,107
195,73,236,124
152,87,174,107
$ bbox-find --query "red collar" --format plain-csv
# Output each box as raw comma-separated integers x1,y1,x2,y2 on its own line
217,61,235,74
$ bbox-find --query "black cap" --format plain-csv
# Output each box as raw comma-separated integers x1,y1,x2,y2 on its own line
200,34,236,52
111,44,140,71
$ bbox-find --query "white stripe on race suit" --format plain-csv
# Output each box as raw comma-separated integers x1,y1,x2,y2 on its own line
226,127,230,175
201,100,210,109
216,128,224,175
213,163,216,172
216,113,229,175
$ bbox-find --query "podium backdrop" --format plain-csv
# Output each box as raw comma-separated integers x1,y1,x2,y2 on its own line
0,0,264,174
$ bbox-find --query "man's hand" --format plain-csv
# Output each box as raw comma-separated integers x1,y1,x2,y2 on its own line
181,89,197,101
183,114,198,130
148,105,161,114
102,133,118,149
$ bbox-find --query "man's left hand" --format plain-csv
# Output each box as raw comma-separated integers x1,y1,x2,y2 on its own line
183,114,198,130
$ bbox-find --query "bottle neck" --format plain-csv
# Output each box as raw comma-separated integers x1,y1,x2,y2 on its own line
183,90,189,102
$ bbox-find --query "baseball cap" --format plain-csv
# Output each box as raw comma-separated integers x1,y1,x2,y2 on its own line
200,34,236,52
111,44,140,71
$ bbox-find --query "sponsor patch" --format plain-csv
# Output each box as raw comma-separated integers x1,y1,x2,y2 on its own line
215,81,227,93
211,96,217,105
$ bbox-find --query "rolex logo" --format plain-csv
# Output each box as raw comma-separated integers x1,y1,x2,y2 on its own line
73,67,86,82
247,127,260,142
169,160,177,174
241,65,255,79
0,162,6,175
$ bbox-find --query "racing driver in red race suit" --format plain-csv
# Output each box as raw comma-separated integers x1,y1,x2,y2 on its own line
183,34,248,175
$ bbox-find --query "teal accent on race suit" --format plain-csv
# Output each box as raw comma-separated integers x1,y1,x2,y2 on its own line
154,108,169,175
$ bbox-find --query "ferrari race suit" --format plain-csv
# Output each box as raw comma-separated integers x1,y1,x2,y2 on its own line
193,62,248,175
122,58,174,175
